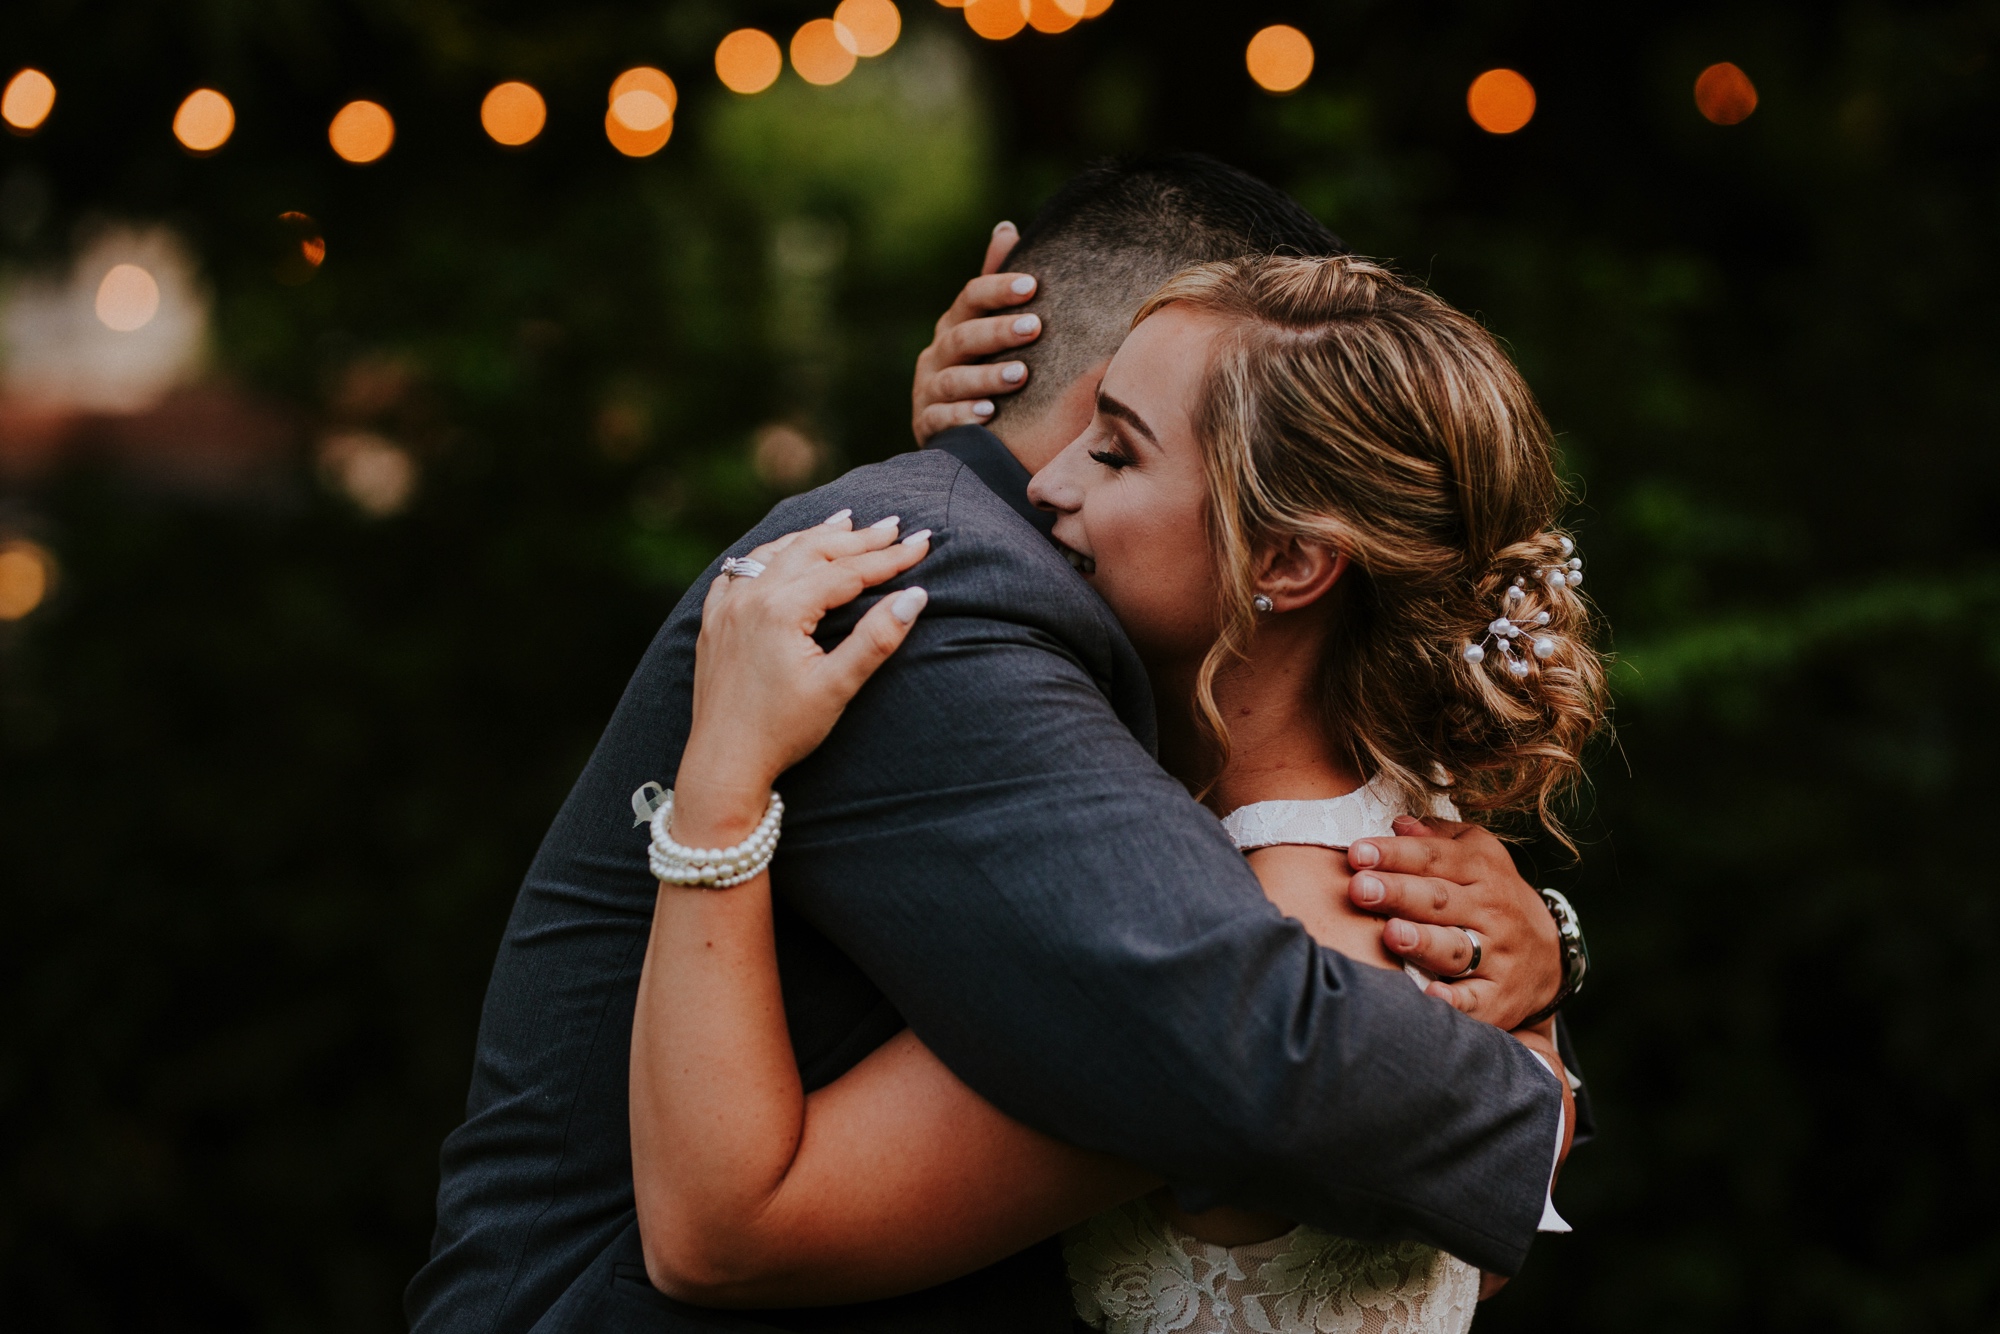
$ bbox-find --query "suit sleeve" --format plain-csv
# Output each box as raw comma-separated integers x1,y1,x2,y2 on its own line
769,494,1564,1276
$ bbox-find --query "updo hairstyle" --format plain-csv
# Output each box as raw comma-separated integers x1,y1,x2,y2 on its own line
1137,255,1608,845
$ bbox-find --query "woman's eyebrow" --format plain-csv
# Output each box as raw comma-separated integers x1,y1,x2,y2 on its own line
1095,390,1158,446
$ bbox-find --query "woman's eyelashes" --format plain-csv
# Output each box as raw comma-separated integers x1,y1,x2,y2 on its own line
1088,446,1135,471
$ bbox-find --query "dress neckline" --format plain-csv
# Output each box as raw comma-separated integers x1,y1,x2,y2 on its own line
1220,775,1457,852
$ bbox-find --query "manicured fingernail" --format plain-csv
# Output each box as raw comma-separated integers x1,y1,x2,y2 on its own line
993,220,1014,236
1000,363,1026,383
1386,921,1417,950
1352,874,1384,905
901,528,931,546
1350,841,1379,868
1012,315,1040,335
973,400,994,417
890,587,928,623
1009,275,1036,295
870,515,900,531
823,508,852,526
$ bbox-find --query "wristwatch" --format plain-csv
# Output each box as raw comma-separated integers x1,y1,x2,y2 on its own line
1521,887,1588,1028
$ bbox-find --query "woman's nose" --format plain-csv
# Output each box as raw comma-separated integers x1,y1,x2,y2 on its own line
1027,444,1083,513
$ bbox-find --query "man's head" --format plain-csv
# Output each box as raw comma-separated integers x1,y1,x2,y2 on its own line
991,153,1346,465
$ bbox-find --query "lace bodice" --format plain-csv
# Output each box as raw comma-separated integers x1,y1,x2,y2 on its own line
1064,778,1479,1334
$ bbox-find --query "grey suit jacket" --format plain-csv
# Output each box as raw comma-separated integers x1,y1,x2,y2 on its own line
408,436,1563,1334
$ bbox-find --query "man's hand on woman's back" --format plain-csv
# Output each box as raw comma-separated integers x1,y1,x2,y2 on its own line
1345,818,1564,1031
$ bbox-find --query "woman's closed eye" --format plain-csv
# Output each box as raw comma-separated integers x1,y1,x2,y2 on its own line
1088,446,1135,471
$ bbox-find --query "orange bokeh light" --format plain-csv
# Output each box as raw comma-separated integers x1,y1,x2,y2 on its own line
934,0,967,9
2,68,56,133
172,88,235,153
0,540,54,621
835,0,903,56
1467,68,1536,134
610,67,678,121
481,81,547,146
716,29,784,94
792,19,859,86
1246,25,1313,93
1081,0,1113,16
965,0,1029,40
1694,62,1758,125
605,106,673,156
1027,0,1084,34
329,100,395,163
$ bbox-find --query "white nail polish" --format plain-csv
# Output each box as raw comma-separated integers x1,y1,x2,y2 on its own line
870,515,900,530
901,529,932,546
1000,363,1026,383
823,508,852,526
890,587,928,623
1010,276,1035,295
992,221,1012,236
973,401,994,416
1012,315,1039,335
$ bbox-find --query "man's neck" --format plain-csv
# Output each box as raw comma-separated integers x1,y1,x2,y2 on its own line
991,359,1106,475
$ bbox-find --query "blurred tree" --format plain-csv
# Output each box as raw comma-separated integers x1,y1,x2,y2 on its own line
1,1,1996,1331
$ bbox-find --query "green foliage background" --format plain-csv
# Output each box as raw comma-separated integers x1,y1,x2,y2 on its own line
2,1,1996,1330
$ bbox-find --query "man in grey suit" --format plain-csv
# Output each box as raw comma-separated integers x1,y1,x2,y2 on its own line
407,155,1586,1334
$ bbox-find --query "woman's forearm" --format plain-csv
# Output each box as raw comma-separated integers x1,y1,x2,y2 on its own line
631,756,1152,1306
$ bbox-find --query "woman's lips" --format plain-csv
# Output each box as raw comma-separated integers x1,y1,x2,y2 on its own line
1055,539,1096,576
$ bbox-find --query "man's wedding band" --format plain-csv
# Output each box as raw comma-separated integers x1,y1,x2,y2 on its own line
1449,928,1483,978
720,556,766,579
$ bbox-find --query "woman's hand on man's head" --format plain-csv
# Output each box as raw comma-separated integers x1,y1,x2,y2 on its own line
911,220,1044,445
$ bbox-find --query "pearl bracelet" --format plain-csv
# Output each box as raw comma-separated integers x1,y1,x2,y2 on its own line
648,790,784,889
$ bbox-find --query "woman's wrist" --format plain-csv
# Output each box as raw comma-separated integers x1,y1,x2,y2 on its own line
671,737,782,850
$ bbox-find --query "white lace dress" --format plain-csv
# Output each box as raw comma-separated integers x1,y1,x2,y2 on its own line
1062,778,1480,1334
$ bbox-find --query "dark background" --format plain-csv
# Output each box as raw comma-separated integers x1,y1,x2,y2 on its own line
3,1,1997,1330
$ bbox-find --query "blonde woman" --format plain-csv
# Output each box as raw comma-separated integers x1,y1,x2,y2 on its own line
630,255,1607,1333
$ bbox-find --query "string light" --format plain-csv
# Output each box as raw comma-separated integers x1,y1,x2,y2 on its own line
791,19,858,86
1467,68,1535,134
481,81,547,146
1695,62,1757,125
964,0,1029,41
329,100,395,163
277,211,327,285
0,540,55,621
716,29,784,94
2,68,56,133
95,264,161,332
172,89,234,153
1246,25,1314,93
834,0,903,56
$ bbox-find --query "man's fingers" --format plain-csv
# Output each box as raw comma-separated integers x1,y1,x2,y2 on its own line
1383,918,1480,978
915,400,995,444
823,586,927,698
980,221,1019,276
1348,870,1458,923
1348,826,1484,884
1424,977,1494,1017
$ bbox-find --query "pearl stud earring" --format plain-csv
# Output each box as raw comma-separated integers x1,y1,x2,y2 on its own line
1252,594,1275,613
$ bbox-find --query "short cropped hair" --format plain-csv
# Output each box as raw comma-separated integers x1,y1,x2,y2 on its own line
994,153,1346,425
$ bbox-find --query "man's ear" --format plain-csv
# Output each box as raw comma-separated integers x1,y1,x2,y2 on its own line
1252,535,1348,612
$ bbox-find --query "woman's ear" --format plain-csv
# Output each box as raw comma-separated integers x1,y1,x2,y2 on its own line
1251,535,1349,613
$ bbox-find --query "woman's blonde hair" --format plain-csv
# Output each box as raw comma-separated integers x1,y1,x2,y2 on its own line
1136,254,1608,845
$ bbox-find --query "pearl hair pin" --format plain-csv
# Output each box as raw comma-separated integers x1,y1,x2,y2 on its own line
1462,536,1581,678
